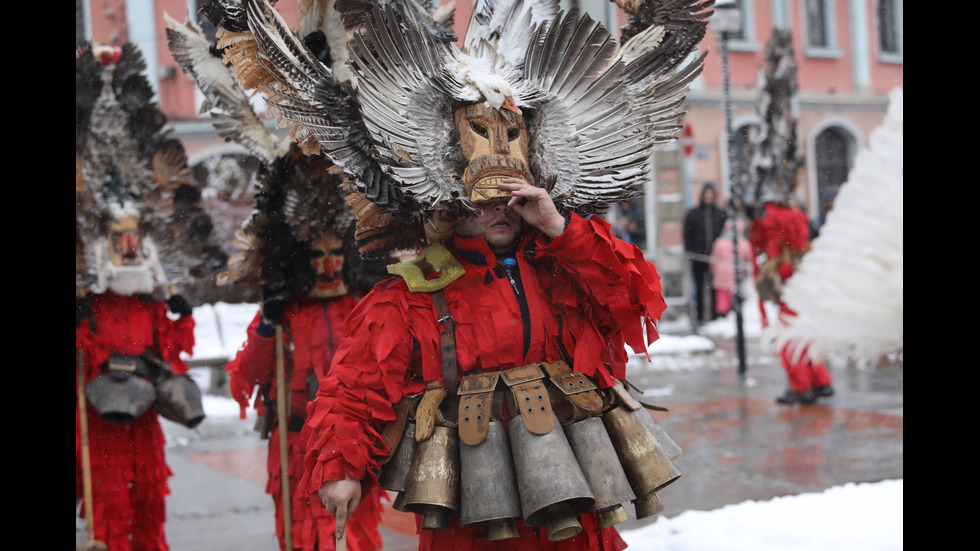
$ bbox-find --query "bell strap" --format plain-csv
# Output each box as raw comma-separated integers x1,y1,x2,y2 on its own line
380,392,423,463
542,360,604,423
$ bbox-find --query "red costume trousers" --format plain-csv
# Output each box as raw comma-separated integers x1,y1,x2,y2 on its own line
76,408,172,551
776,304,832,393
779,342,833,393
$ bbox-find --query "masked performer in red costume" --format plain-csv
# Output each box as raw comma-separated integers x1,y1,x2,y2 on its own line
76,41,226,551
166,12,393,550
750,202,834,404
197,0,708,549
739,30,835,405
218,162,390,551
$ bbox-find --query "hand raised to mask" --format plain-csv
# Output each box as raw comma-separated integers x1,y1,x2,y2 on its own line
499,178,565,239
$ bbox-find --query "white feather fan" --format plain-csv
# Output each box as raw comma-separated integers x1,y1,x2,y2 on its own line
763,88,903,363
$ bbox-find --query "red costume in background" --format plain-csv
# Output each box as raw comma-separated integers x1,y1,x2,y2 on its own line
750,203,832,396
301,214,667,551
226,295,386,551
75,291,195,551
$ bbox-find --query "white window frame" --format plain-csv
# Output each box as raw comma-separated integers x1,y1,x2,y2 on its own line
876,0,904,63
801,0,843,59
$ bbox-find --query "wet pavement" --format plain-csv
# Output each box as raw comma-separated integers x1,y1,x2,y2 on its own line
76,328,903,551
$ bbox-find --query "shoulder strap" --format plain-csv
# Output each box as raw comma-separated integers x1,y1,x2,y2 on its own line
429,289,459,397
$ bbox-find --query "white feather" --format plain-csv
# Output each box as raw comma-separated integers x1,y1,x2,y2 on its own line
764,88,903,363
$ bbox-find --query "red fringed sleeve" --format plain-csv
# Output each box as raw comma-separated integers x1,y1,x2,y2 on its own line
538,214,667,382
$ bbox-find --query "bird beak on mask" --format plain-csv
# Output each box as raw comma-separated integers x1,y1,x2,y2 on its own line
500,96,520,122
454,102,534,204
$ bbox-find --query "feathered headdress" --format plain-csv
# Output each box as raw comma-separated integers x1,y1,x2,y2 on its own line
165,5,393,294
75,40,227,294
199,0,710,258
737,28,803,210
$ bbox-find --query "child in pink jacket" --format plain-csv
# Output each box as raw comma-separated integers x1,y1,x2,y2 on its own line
710,218,753,316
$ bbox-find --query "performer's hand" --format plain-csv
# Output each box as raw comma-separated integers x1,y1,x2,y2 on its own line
76,295,92,328
167,295,193,316
500,178,565,239
318,475,362,542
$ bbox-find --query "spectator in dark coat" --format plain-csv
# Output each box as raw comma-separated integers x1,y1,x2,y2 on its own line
683,183,728,324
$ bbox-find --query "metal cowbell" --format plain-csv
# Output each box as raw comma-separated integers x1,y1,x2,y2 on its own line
403,425,460,530
601,405,682,519
508,412,595,542
459,419,522,540
378,419,419,512
85,371,156,424
564,416,637,529
155,374,206,428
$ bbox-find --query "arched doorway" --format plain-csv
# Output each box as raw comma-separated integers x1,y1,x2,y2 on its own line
813,126,856,221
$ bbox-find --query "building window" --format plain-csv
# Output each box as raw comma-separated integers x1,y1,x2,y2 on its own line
804,0,830,48
801,0,840,58
730,0,748,41
720,0,755,47
877,0,903,59
814,127,853,220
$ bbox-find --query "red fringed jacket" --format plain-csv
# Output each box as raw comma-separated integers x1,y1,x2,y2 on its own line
75,291,194,551
301,214,667,551
749,203,811,281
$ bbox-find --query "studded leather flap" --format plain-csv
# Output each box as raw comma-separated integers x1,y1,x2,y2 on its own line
509,380,554,435
457,372,500,446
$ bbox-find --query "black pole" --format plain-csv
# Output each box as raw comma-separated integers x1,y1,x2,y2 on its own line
720,30,747,376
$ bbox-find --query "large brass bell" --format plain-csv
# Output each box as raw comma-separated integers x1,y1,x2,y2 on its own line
85,370,156,424
633,490,666,518
378,419,418,512
602,405,682,520
564,417,636,529
403,425,460,530
509,412,595,542
638,409,683,461
459,419,521,540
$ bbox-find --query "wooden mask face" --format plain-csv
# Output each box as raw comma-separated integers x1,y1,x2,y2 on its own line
107,215,145,267
308,230,348,298
453,102,534,203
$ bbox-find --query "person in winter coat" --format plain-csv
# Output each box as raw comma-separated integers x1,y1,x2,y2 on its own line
683,183,728,324
304,179,671,551
709,217,753,316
